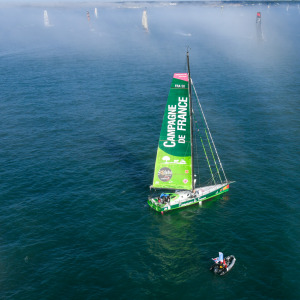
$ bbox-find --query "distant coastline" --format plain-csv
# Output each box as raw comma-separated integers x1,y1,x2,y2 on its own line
2,1,300,9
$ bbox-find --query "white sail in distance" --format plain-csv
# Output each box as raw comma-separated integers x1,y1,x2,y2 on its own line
142,10,149,32
44,10,50,27
94,8,98,18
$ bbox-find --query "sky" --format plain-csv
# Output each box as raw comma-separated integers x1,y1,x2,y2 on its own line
0,0,221,8
1,0,297,3
0,0,297,8
1,0,190,5
4,0,171,3
0,0,262,3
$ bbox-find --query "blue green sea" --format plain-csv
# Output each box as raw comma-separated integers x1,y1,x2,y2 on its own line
1,2,299,299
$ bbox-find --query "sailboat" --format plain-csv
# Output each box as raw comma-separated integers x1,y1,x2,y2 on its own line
256,12,263,42
44,10,50,27
148,51,232,213
142,9,149,32
94,8,98,18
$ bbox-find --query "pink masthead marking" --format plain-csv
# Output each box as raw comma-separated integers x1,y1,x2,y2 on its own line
173,73,189,82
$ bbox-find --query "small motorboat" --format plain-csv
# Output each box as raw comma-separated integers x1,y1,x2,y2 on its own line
210,252,236,276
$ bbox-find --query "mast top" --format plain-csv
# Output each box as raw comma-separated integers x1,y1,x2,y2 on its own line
186,47,191,81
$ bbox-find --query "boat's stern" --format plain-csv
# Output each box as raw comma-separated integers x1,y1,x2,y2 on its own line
147,198,164,212
147,192,179,213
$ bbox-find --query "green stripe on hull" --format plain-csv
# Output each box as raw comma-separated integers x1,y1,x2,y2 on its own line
148,187,230,213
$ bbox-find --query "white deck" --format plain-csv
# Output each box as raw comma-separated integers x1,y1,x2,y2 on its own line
171,183,227,205
149,183,228,208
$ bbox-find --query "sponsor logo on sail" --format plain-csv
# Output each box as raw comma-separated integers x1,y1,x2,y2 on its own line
158,167,172,182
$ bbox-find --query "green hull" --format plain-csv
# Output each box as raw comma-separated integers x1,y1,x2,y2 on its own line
148,185,230,213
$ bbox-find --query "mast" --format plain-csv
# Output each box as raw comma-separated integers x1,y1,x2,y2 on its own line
187,49,195,191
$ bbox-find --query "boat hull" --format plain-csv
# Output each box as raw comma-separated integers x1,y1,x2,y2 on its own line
148,184,230,213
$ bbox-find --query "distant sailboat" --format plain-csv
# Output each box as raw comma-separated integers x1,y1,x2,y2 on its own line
86,10,95,32
176,31,192,37
94,8,98,18
44,10,50,27
142,9,149,32
256,12,263,42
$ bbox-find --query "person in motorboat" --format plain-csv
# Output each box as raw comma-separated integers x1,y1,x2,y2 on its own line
210,252,236,275
211,252,226,272
222,258,227,268
217,260,225,271
159,193,170,204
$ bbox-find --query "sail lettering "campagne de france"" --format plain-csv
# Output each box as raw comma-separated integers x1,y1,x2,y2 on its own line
163,97,188,147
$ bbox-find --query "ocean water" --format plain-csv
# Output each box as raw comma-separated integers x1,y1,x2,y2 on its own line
0,3,299,299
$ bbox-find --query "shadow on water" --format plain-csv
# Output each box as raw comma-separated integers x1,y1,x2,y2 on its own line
145,211,200,285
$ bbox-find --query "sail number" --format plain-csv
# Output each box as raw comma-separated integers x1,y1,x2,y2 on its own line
175,84,185,88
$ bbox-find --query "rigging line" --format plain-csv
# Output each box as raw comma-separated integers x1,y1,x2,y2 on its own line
204,128,222,182
194,100,222,182
192,116,201,186
200,136,216,185
194,94,222,183
191,79,228,182
192,89,221,182
194,116,216,185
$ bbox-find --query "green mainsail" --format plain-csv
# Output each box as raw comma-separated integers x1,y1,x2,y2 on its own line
152,73,193,190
